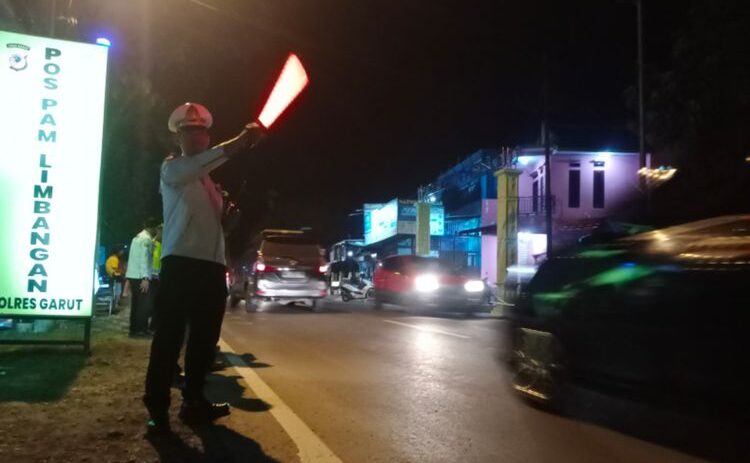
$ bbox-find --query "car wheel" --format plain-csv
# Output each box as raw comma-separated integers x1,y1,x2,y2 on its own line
309,299,317,311
373,292,383,310
246,297,259,313
509,328,568,412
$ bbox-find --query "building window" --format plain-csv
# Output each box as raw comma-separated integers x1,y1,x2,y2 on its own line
568,169,580,208
593,170,605,208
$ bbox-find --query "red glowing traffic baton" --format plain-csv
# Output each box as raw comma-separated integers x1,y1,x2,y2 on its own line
257,53,309,129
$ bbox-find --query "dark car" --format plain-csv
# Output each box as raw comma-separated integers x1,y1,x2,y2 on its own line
505,215,750,420
373,255,485,313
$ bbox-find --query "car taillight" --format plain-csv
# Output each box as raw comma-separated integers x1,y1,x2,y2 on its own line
255,262,277,273
318,264,329,274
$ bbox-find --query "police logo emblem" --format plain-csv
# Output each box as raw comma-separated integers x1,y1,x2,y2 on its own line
7,43,30,72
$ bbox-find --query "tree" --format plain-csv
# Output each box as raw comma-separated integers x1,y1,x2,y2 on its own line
99,69,171,247
644,0,750,223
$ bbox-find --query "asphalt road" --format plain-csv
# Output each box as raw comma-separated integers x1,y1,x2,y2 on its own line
213,297,741,463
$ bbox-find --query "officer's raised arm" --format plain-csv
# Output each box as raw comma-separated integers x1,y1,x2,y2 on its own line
217,122,266,156
160,104,265,185
161,146,228,185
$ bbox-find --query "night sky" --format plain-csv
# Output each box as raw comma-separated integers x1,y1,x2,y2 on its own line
13,0,689,244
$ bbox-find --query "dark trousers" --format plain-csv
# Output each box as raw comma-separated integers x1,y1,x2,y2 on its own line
128,278,151,335
143,256,227,416
146,278,159,331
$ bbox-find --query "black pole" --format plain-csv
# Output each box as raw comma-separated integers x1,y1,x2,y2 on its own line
543,56,553,257
83,317,91,354
637,0,645,172
636,0,649,216
49,0,57,36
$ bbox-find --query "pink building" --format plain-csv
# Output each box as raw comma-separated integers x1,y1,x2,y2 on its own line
481,148,643,283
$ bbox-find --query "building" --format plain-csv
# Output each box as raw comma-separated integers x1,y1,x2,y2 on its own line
333,145,642,285
421,147,643,283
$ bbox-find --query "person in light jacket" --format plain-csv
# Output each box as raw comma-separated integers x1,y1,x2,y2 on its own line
143,102,264,436
125,218,160,337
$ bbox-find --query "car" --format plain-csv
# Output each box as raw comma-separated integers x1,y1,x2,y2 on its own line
373,255,485,313
505,215,750,420
243,230,329,311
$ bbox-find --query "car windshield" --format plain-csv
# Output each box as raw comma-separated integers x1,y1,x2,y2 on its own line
685,218,750,236
411,257,461,274
261,239,321,259
629,216,750,241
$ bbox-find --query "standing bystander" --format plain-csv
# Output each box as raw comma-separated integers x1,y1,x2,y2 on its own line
126,218,159,337
105,247,126,306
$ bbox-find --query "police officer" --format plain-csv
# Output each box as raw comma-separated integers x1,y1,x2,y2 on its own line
144,102,264,436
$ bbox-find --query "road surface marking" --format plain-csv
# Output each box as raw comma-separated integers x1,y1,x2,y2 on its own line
383,319,471,339
218,338,343,463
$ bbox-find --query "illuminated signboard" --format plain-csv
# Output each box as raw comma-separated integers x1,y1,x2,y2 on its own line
364,200,398,245
0,31,108,317
397,200,445,236
429,206,445,236
364,199,445,245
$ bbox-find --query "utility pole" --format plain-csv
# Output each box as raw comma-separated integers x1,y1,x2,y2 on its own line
542,56,553,257
636,0,645,173
636,0,651,218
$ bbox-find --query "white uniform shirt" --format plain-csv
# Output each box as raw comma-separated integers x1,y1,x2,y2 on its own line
160,147,230,266
125,229,154,279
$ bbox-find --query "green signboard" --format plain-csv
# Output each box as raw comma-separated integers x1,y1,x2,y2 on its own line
0,31,108,318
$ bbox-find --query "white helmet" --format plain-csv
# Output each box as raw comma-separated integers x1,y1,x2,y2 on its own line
168,102,213,133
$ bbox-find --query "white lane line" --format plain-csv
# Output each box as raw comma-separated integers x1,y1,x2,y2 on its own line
382,319,471,339
218,338,343,463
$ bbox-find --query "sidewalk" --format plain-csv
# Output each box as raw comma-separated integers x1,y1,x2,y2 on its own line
0,303,298,463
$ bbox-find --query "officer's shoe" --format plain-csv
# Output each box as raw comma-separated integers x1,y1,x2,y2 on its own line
209,359,227,372
178,400,230,425
172,372,186,390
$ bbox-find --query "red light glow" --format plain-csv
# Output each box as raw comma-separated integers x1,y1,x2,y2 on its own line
257,53,309,129
255,262,278,273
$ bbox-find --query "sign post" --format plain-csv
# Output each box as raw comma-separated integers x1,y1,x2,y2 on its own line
0,30,109,352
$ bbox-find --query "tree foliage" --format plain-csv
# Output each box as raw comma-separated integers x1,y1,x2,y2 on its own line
646,0,750,222
99,69,171,247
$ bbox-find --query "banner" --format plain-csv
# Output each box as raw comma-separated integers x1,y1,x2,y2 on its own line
0,31,108,317
364,199,445,245
396,200,444,237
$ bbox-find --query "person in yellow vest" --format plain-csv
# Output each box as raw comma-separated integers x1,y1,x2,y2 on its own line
146,224,163,333
152,225,163,277
105,247,125,304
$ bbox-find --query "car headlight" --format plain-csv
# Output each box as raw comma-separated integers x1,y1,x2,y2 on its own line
414,274,439,292
463,280,484,293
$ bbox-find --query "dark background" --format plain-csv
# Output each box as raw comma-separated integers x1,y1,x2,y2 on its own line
2,0,748,254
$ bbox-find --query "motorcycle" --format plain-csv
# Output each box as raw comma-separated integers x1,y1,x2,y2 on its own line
340,275,373,302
